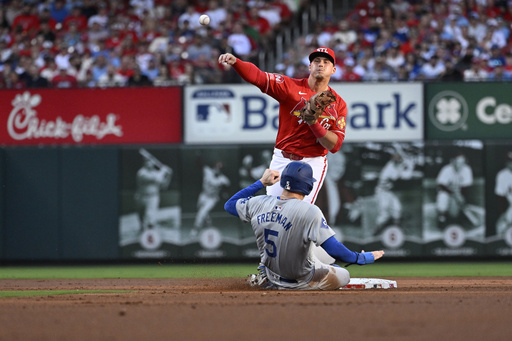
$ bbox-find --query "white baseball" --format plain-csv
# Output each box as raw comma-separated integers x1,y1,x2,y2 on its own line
199,14,210,26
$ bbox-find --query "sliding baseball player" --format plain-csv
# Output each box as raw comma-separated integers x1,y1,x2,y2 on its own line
224,161,384,290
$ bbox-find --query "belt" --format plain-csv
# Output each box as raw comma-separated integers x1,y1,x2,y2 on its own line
281,151,304,160
280,277,298,284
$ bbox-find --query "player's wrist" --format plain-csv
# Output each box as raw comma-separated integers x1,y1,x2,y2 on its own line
309,122,327,138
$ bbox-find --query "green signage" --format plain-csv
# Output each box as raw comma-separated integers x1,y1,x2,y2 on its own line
426,82,512,140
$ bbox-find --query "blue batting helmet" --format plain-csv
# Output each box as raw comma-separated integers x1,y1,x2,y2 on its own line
280,161,317,196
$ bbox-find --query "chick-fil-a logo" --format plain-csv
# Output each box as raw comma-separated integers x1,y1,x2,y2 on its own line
7,92,123,142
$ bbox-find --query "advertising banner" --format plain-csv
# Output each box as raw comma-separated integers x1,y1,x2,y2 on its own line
119,147,182,259
423,140,486,256
354,142,424,257
237,144,275,259
0,88,182,145
485,142,512,256
0,149,3,256
315,143,364,252
184,83,423,144
179,146,242,259
425,82,512,140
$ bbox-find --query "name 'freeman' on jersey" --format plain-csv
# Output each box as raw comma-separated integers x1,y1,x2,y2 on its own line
256,210,292,231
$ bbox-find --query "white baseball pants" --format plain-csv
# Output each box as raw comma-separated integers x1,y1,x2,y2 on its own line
266,148,328,204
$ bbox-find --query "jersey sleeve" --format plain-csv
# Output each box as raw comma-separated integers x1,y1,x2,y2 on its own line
305,206,335,247
235,197,252,223
326,93,347,154
232,59,270,93
331,96,347,135
264,73,296,100
224,180,264,217
233,59,295,101
235,196,268,223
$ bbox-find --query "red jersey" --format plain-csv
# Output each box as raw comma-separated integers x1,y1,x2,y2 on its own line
63,15,88,31
12,14,40,33
233,60,347,158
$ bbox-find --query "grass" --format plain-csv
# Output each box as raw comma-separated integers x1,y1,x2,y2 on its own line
343,262,512,277
1,262,510,298
0,264,257,279
0,262,511,279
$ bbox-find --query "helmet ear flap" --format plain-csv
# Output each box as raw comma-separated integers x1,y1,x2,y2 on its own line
307,183,313,194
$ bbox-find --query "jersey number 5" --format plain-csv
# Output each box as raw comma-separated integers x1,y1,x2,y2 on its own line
264,229,279,258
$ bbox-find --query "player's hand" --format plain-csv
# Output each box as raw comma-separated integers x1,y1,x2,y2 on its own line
362,250,385,261
371,250,385,260
260,169,280,187
218,53,237,66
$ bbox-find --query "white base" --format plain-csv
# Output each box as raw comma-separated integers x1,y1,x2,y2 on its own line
340,278,397,290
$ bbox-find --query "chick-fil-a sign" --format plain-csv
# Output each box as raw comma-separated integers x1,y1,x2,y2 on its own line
1,88,182,145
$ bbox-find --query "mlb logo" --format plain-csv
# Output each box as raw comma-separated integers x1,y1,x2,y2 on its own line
274,205,282,211
197,103,231,122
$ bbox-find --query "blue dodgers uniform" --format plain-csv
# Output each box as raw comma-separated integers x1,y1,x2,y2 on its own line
225,180,376,290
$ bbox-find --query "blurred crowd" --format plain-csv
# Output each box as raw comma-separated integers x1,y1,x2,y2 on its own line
0,0,297,88
281,0,512,82
1,0,512,90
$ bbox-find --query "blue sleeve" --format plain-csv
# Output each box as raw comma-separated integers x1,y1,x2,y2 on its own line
224,180,265,217
320,236,375,265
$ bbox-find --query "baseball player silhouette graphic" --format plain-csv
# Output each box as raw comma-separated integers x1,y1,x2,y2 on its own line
436,153,474,228
218,47,347,205
239,150,273,189
323,151,347,226
495,151,512,235
134,152,172,233
191,160,231,237
224,161,384,290
373,147,415,236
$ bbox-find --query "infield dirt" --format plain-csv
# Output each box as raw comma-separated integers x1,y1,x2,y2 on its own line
1,277,511,341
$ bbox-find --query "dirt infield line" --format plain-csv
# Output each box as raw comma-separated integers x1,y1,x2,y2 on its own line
1,277,511,341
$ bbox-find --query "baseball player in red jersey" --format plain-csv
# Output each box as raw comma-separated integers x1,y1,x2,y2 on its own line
218,47,347,205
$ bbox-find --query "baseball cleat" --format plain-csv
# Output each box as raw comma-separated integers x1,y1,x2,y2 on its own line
248,267,275,289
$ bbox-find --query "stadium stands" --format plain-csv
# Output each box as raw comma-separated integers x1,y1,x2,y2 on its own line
0,0,511,88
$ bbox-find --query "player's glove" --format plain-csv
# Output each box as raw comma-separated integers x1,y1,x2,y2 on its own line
299,90,336,125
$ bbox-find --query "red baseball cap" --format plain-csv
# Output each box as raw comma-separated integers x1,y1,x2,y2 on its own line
309,47,336,64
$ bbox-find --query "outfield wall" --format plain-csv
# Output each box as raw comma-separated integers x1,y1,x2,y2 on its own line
0,83,511,262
